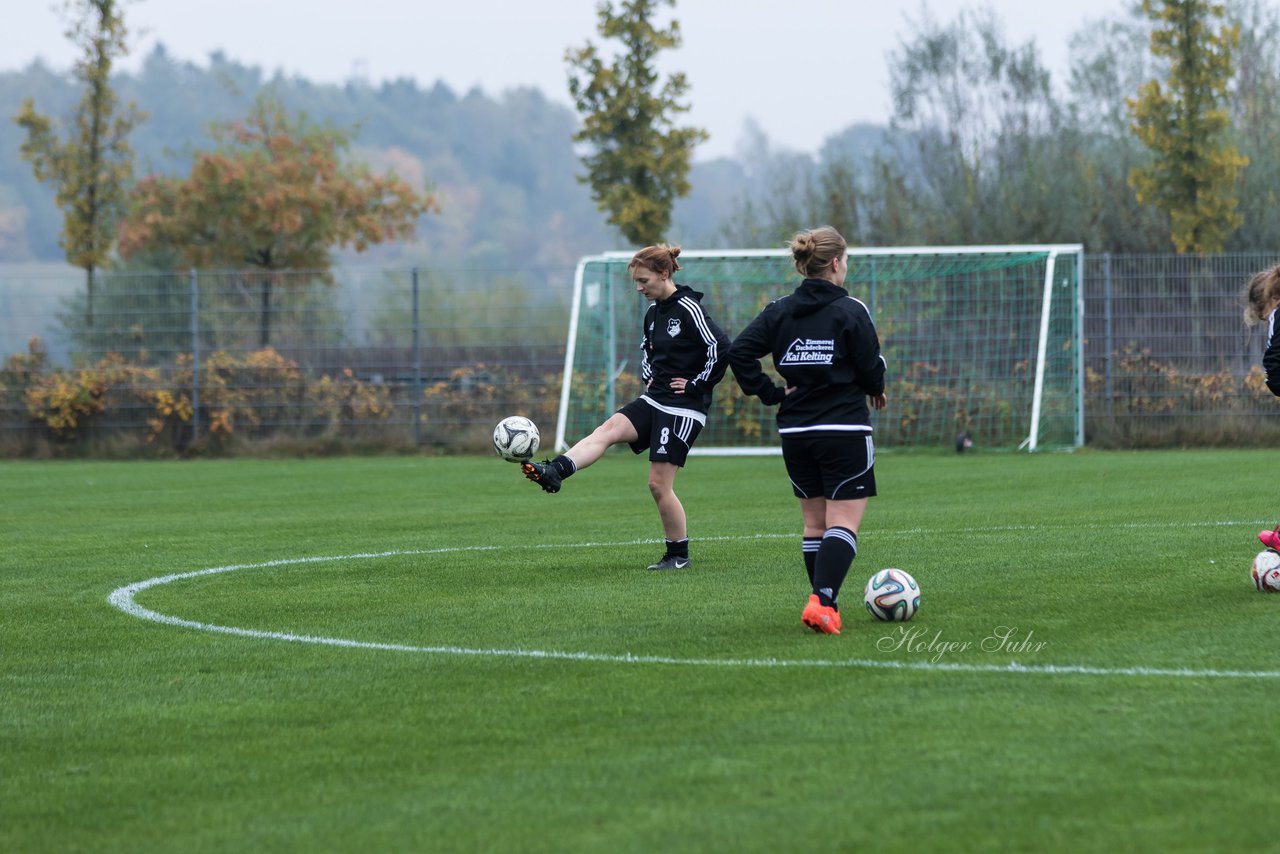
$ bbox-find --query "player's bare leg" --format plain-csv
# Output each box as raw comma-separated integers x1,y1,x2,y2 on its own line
565,412,639,470
646,462,690,570
799,496,828,539
647,462,685,540
822,498,868,535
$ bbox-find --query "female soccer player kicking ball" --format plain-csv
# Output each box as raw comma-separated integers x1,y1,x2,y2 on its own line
521,244,730,572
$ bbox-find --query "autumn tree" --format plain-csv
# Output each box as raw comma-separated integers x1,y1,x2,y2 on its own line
13,0,143,327
1128,0,1246,253
566,0,707,246
117,94,438,345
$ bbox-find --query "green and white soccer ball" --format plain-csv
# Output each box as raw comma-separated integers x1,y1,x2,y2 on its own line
492,415,540,463
864,568,920,621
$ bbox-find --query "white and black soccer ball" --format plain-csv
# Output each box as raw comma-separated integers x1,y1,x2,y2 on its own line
492,415,540,463
864,568,920,621
1252,549,1280,592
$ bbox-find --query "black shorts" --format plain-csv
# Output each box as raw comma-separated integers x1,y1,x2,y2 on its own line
781,433,877,500
617,396,705,467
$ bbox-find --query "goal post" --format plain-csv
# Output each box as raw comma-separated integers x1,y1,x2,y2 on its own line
556,245,1084,454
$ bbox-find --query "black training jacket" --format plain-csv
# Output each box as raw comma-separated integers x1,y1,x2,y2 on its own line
1266,308,1280,397
728,277,885,435
640,284,730,415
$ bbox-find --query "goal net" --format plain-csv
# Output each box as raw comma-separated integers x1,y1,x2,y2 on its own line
556,245,1083,454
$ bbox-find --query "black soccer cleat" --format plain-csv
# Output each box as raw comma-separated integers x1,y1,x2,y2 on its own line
521,459,562,493
646,555,691,571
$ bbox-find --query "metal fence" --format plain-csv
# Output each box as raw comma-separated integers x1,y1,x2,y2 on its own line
0,265,573,454
2,252,1279,455
1083,252,1280,446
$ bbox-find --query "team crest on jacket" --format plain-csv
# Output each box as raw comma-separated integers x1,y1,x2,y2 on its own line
779,337,834,365
667,318,682,337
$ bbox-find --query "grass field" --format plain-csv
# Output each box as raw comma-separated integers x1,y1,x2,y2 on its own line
4,449,1280,852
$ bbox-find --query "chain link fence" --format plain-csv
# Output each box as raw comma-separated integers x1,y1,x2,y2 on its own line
2,252,1279,455
0,265,571,455
1083,252,1280,446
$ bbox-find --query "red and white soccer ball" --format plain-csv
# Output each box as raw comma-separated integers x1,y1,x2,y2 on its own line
864,568,920,621
492,415,540,463
1252,549,1280,592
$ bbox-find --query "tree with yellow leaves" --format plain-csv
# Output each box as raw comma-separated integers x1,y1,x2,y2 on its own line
13,0,144,327
566,0,707,246
1128,0,1247,253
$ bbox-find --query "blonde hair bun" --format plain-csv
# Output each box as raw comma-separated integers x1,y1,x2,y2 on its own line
789,226,846,278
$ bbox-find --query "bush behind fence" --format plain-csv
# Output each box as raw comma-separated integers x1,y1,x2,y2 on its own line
2,254,1279,456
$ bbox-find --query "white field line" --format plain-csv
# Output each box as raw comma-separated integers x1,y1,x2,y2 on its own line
106,526,1280,680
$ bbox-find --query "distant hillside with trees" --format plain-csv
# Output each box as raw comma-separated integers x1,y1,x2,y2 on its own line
1,46,730,271
0,46,881,272
6,0,1280,272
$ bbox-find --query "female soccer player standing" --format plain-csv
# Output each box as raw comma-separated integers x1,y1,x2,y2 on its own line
522,244,731,571
727,226,886,634
1244,265,1280,550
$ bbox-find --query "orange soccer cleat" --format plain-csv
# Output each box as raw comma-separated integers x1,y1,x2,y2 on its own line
801,594,841,635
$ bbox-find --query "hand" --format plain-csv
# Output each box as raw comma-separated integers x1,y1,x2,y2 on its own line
670,377,688,394
869,393,887,410
784,386,796,396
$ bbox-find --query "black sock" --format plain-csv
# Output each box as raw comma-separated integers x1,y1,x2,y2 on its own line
813,527,857,608
552,455,577,479
802,537,821,586
666,538,689,559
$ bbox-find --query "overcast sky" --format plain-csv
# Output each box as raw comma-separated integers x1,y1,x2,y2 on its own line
9,0,1132,160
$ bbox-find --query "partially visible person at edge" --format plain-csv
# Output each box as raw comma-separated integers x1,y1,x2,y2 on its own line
727,226,886,634
1245,264,1280,551
522,244,731,571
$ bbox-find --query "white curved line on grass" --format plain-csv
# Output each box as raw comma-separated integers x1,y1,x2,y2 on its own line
107,534,1280,680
